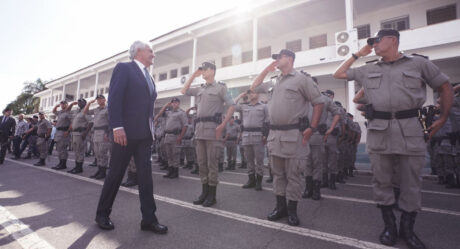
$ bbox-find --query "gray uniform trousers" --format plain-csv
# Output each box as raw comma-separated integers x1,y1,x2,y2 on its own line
244,143,265,176
55,131,70,160
322,135,338,174
93,130,111,168
72,133,86,163
305,144,323,181
36,137,49,160
225,141,237,162
196,139,223,186
164,134,181,168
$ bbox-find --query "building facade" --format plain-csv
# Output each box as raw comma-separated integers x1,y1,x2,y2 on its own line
35,0,460,143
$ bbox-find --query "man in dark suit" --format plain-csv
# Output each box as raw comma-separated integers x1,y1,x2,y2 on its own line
0,108,16,164
95,41,168,234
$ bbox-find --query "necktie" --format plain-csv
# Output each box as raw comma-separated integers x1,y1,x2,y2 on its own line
143,68,155,96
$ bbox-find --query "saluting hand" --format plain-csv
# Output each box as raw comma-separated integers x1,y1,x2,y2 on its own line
357,45,373,57
114,128,127,146
266,61,277,72
302,127,314,145
192,69,202,78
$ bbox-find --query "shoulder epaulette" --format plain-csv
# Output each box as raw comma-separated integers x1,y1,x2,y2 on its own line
411,53,429,59
365,59,379,64
300,70,311,77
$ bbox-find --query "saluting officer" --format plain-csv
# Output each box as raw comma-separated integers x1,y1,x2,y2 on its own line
51,100,72,170
334,29,453,249
84,95,110,179
67,99,93,174
181,61,235,207
33,112,52,166
224,117,239,170
234,89,269,191
251,49,325,226
183,107,197,172
154,97,188,179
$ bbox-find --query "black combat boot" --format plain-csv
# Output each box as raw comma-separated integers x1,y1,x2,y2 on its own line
255,174,263,191
190,163,199,174
242,174,256,189
52,159,67,170
163,167,173,178
23,153,32,159
180,158,185,166
456,173,460,188
193,184,209,205
336,171,346,183
266,168,273,183
94,167,107,179
445,174,456,189
68,162,83,174
160,161,168,170
121,171,138,187
225,161,234,170
90,166,104,179
378,205,398,246
240,161,247,169
167,167,179,179
312,180,321,200
437,175,445,185
329,173,337,190
202,185,217,207
218,162,223,172
267,195,287,221
89,158,97,167
400,211,426,249
287,200,299,226
302,176,313,199
34,158,46,166
321,173,329,188
348,167,354,177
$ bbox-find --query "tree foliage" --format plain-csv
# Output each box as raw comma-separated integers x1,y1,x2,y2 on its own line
6,78,47,115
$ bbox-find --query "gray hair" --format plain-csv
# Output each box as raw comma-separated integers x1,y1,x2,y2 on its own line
129,41,150,60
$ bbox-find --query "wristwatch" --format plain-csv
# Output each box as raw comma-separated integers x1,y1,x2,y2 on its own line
352,53,359,60
310,126,317,133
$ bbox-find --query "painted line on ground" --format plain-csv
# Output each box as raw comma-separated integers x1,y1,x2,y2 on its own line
150,171,460,217
5,158,396,249
0,205,55,249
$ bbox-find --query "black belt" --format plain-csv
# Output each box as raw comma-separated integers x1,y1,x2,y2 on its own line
165,129,181,135
196,116,217,123
373,109,420,120
243,127,262,132
57,126,69,131
73,127,87,132
269,123,300,131
183,136,193,140
94,126,109,130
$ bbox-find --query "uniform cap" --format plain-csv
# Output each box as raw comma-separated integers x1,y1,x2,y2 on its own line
38,112,44,115
199,61,216,71
272,49,296,60
325,90,335,96
60,100,68,104
334,101,342,107
367,29,400,46
78,98,87,104
96,95,105,99
33,115,38,119
171,97,180,103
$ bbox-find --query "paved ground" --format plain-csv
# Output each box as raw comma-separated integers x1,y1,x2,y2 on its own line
0,152,459,249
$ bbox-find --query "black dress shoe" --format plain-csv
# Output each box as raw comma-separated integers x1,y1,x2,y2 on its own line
141,222,168,234
95,216,114,230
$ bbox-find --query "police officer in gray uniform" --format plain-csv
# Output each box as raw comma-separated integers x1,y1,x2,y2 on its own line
234,89,269,190
183,107,197,171
251,49,325,226
33,112,52,166
155,97,188,179
224,117,239,170
181,61,235,207
51,100,72,170
84,95,110,179
67,99,92,174
449,84,460,186
334,29,454,249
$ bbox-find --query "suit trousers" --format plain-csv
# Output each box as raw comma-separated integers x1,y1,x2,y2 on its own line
370,153,424,212
96,138,157,223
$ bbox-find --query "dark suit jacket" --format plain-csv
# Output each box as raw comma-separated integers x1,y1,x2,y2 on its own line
0,116,16,141
108,61,157,140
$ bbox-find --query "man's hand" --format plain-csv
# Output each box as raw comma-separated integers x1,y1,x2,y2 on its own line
356,45,373,57
302,128,314,145
192,69,202,78
323,128,333,142
216,124,225,140
428,118,447,140
89,99,97,104
176,137,183,145
114,128,127,146
265,61,277,72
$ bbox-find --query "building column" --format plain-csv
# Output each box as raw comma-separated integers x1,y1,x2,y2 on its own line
190,37,198,108
62,83,66,102
345,0,355,117
76,79,81,100
50,89,54,106
94,72,99,97
252,17,258,72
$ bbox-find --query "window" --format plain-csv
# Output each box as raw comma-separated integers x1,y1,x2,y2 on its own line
105,87,109,93
85,92,89,98
99,88,104,95
170,69,178,79
286,39,302,52
59,95,62,101
356,24,371,39
55,96,58,102
181,66,189,75
427,4,456,25
221,55,232,67
159,73,167,81
381,16,409,31
242,51,253,63
42,99,47,107
257,46,271,59
90,91,94,97
309,34,327,49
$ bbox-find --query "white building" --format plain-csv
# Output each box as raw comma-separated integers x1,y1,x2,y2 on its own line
34,0,460,143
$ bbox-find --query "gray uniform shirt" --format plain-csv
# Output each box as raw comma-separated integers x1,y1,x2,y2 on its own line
236,102,269,145
164,109,187,144
256,69,324,159
347,54,449,155
185,81,235,140
37,119,52,136
309,95,341,146
54,110,71,129
71,111,91,131
88,106,109,128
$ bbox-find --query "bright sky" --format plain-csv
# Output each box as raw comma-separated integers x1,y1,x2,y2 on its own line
0,0,252,111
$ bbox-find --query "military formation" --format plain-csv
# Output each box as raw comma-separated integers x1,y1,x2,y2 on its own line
2,29,459,249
